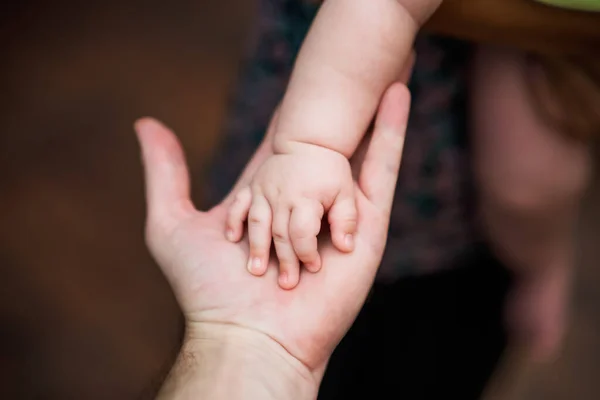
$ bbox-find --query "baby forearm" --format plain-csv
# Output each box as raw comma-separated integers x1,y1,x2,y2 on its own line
274,0,441,157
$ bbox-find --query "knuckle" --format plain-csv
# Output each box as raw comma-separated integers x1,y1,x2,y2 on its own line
280,259,298,269
297,248,316,260
334,197,356,211
334,205,357,220
272,229,288,242
248,208,269,227
342,210,358,220
234,191,245,203
248,215,264,226
344,215,358,224
249,241,265,254
345,221,358,231
331,213,357,225
290,224,312,239
341,201,358,215
271,218,289,240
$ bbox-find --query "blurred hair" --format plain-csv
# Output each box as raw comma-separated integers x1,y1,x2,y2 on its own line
526,55,600,141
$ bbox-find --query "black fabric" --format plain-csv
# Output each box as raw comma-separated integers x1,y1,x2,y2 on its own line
318,244,511,399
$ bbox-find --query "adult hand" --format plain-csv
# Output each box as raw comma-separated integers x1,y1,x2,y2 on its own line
137,83,410,398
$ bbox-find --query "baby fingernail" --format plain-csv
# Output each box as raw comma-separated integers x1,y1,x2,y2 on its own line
345,234,354,248
279,272,289,286
247,257,261,274
226,229,235,241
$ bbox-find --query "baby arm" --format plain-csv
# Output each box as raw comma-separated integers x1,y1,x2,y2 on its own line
274,0,440,157
227,0,441,290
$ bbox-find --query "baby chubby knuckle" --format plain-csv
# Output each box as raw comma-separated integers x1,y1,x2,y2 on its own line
272,231,288,243
290,223,313,239
248,205,270,226
341,219,358,233
248,215,265,228
272,225,289,242
330,209,357,224
234,188,250,204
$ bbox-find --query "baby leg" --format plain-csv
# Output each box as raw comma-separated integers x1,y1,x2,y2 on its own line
470,46,592,360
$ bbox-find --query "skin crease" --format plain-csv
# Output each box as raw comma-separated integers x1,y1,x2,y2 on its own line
226,0,440,290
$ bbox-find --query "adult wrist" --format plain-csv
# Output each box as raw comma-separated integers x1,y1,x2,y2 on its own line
158,322,319,400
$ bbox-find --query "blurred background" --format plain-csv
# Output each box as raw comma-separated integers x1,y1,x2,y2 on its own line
1,0,252,397
1,0,599,399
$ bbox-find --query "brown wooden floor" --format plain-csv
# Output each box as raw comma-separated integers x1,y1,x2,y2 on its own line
1,1,598,399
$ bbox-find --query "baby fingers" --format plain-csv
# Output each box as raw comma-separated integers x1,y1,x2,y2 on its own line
290,200,324,273
328,194,357,253
225,187,252,242
272,207,300,290
246,194,272,277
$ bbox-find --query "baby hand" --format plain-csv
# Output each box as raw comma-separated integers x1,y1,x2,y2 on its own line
225,144,357,289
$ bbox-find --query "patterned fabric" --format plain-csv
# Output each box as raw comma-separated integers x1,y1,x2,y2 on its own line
203,0,476,281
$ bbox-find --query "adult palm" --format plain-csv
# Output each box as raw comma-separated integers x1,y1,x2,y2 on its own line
137,83,410,376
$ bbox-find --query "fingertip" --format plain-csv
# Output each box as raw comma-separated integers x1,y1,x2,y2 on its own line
338,232,355,253
344,233,355,251
304,255,322,273
331,231,353,254
135,115,195,226
134,117,153,133
226,190,252,242
225,227,238,242
330,223,356,252
134,117,150,138
134,117,186,166
247,256,268,276
228,221,246,242
279,272,289,289
278,270,299,290
224,213,238,242
329,216,357,252
134,117,170,139
388,81,411,101
134,118,154,153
